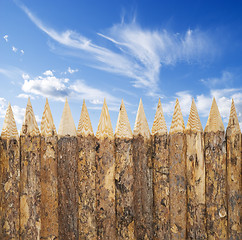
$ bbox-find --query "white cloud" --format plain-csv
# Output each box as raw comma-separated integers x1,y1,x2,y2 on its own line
67,67,78,74
20,4,215,96
20,49,24,54
3,35,8,42
17,94,35,100
43,70,54,76
12,46,17,52
200,71,233,87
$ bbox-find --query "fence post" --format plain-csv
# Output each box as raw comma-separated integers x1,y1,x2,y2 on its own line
185,99,206,239
204,97,227,239
151,99,170,240
0,103,20,239
95,99,116,239
40,99,58,239
169,98,186,239
133,99,153,240
77,100,97,239
57,98,78,240
115,100,134,240
20,98,41,239
226,99,241,239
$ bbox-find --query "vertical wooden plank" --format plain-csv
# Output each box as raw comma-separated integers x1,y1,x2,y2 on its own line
77,100,97,239
58,98,78,240
169,99,186,240
20,98,41,240
151,99,169,240
133,99,153,240
0,104,20,239
226,99,241,239
185,99,206,239
115,100,134,240
204,98,227,239
95,99,116,240
40,99,58,240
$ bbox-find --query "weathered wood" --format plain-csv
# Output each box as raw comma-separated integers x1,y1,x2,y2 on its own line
226,99,241,239
58,99,78,240
204,98,227,240
169,99,186,239
152,99,170,240
20,98,41,240
133,99,153,240
185,99,206,239
40,99,58,240
77,100,97,239
0,104,20,239
95,99,116,239
115,100,134,240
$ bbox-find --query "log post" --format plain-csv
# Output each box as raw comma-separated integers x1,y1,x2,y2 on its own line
58,98,78,240
169,98,186,239
151,99,169,240
0,103,20,239
226,99,241,239
40,99,58,239
115,100,134,240
204,98,227,239
77,100,97,239
185,99,206,239
95,99,116,240
133,99,153,240
20,98,41,240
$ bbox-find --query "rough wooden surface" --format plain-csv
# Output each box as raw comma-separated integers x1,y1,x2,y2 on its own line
20,135,41,240
204,131,227,239
133,135,153,240
58,137,78,240
115,138,134,240
40,136,58,240
95,138,116,239
152,134,169,240
169,133,186,239
0,137,20,239
77,135,97,239
226,100,241,239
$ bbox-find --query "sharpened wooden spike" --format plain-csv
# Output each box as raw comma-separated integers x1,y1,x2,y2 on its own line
41,98,57,137
133,99,150,139
204,97,224,132
21,98,40,136
186,98,203,132
1,103,19,139
58,98,77,136
170,99,185,134
96,99,114,140
115,99,132,139
228,99,241,133
77,99,94,136
151,98,167,135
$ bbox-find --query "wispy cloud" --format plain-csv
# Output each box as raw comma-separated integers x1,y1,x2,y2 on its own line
12,46,18,52
20,49,24,54
19,3,216,96
68,67,78,74
3,35,8,42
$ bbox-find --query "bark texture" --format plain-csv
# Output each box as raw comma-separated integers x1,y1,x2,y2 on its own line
115,138,134,240
169,133,186,239
20,135,41,240
204,131,227,239
95,137,116,240
133,135,153,240
226,128,241,239
58,137,78,240
40,136,58,240
77,135,97,240
0,138,20,239
186,132,206,239
152,134,170,240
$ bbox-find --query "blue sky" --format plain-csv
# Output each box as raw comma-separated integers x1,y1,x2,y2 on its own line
0,0,242,133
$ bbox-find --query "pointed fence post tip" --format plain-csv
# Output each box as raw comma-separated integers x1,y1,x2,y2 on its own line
133,99,150,139
170,98,185,134
227,99,241,132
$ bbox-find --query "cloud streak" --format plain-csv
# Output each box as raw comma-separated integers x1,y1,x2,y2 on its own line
19,3,216,96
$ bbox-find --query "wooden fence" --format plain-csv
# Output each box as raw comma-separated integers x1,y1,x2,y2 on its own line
0,97,241,240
